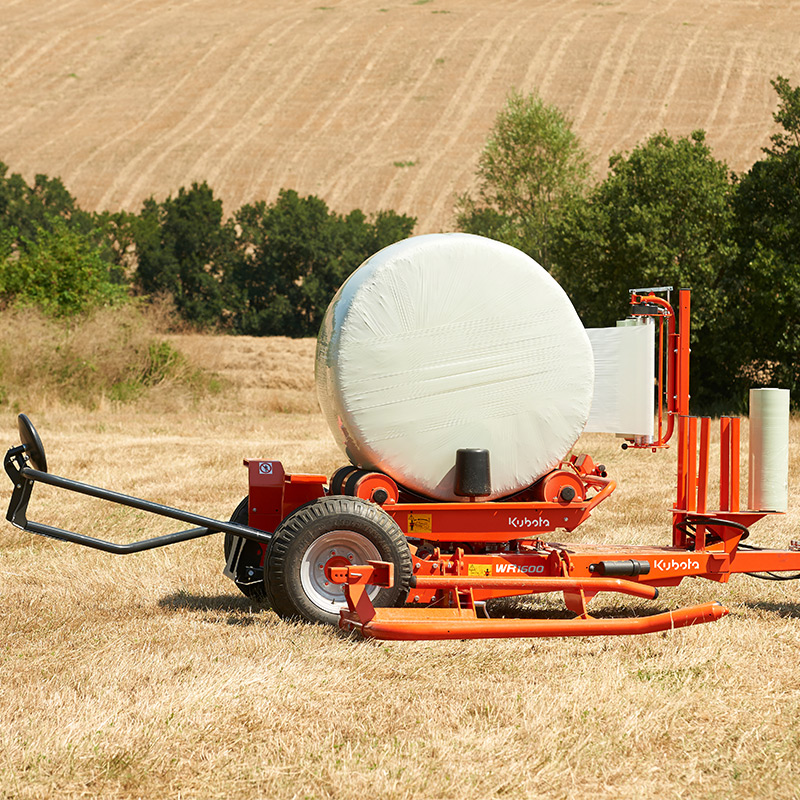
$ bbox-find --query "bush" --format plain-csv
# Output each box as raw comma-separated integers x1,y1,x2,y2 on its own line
133,182,233,328
0,304,214,409
0,162,94,242
0,220,127,317
229,190,415,337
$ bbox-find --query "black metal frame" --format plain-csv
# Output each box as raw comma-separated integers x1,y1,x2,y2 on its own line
5,442,272,555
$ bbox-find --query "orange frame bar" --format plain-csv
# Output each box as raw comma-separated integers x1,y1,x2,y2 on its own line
720,417,740,513
686,416,697,513
697,417,710,514
720,417,731,512
677,416,688,510
676,290,691,417
730,417,740,512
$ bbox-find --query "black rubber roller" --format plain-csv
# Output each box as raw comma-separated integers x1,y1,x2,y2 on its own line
589,559,651,577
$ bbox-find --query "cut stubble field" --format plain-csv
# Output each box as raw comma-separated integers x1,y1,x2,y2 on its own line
3,1,800,231
1,334,799,799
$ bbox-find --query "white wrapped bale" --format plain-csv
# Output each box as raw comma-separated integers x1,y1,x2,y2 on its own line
316,233,594,501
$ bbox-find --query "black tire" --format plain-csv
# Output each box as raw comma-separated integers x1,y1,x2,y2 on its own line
265,496,412,626
224,497,268,602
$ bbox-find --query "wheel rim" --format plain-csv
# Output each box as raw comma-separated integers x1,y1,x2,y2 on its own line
300,530,382,612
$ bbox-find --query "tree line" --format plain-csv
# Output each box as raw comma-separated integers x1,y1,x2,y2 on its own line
1,75,798,409
458,77,800,410
0,173,416,336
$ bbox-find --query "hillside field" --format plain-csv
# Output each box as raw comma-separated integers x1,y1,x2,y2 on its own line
2,0,800,230
0,333,798,799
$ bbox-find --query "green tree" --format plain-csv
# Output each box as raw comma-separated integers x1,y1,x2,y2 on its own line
730,76,800,402
0,227,14,264
0,162,132,282
455,90,590,267
92,209,138,277
550,130,738,408
133,182,235,327
230,191,334,337
0,220,126,316
230,190,415,337
0,162,94,241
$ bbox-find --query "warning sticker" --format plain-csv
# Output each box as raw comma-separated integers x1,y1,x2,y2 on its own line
408,513,432,534
468,564,492,577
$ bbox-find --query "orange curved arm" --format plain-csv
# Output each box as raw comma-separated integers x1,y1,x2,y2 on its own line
583,476,617,513
410,575,657,600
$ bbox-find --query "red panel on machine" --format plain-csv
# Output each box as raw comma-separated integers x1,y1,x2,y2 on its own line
245,459,285,534
245,460,327,534
283,473,327,518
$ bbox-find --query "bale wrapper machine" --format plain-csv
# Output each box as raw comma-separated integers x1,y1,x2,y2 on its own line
5,289,798,640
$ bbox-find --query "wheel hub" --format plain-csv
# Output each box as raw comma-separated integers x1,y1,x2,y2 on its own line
300,530,382,611
323,554,351,581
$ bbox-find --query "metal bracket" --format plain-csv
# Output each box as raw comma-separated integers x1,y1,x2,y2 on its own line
4,428,272,554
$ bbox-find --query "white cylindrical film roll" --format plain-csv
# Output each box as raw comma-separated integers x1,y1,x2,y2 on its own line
584,322,655,438
748,388,790,513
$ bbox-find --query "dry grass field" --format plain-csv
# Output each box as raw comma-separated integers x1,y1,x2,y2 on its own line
1,333,798,799
2,0,800,231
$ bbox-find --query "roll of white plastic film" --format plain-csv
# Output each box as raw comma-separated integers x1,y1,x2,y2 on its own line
748,388,789,512
584,321,655,438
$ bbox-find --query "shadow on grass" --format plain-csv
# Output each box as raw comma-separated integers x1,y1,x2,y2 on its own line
158,591,355,634
738,599,800,618
158,591,270,625
485,598,670,620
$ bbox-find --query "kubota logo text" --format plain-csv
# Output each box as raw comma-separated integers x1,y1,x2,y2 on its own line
653,558,700,571
508,516,550,529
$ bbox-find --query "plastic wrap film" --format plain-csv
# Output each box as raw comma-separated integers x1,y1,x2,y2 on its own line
584,322,655,437
316,233,594,501
748,388,789,512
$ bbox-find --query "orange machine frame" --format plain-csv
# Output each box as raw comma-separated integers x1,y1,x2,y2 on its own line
261,287,796,640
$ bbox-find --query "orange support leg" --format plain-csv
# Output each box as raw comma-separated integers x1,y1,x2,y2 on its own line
677,416,688,510
730,417,740,512
720,417,731,512
697,417,710,514
686,416,697,513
